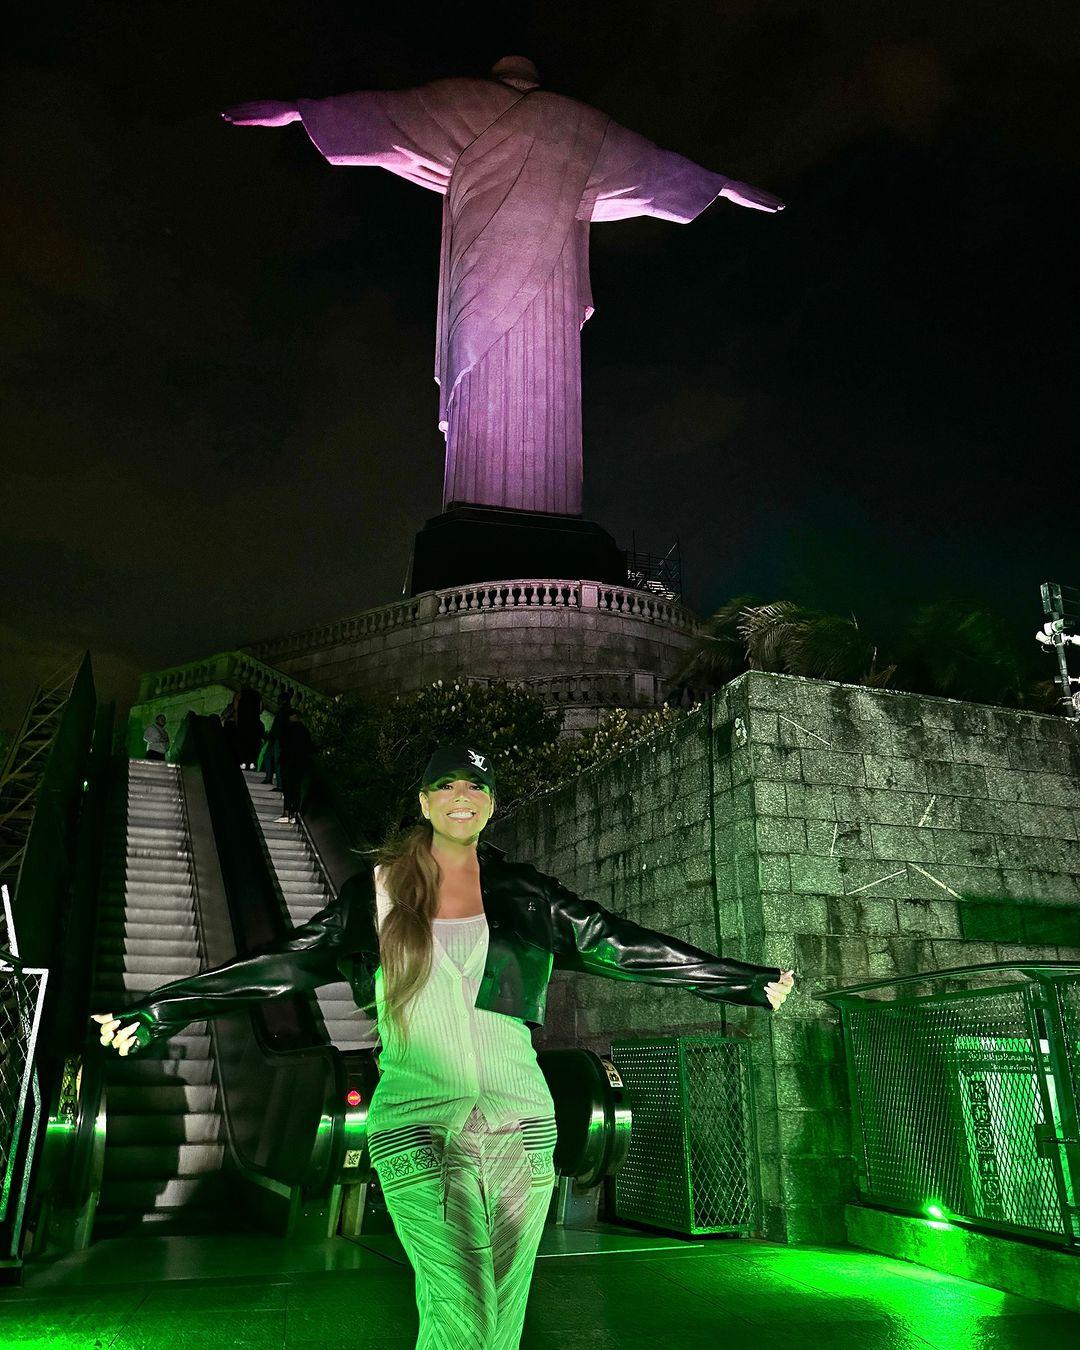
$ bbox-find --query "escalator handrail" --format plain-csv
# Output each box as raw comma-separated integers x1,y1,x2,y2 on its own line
173,712,348,1195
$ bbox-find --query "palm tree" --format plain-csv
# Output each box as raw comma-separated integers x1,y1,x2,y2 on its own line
666,597,895,702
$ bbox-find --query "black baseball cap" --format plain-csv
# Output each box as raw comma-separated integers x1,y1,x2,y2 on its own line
416,745,497,796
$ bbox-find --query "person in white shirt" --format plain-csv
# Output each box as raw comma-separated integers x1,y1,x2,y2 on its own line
142,715,169,761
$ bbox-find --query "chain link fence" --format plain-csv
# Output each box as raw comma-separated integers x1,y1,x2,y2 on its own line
608,1034,758,1236
820,962,1080,1247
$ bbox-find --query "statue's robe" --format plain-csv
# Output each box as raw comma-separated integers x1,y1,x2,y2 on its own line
299,79,729,515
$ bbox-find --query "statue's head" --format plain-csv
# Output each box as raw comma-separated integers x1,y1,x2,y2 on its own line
490,55,540,92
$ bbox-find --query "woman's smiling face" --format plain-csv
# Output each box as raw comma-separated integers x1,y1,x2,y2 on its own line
420,774,495,839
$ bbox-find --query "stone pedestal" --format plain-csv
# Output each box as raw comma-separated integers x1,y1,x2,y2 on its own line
409,505,627,595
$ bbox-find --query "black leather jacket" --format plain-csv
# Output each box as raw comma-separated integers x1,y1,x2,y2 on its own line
118,839,783,1047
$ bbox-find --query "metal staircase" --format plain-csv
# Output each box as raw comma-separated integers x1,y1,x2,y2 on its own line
91,759,229,1233
0,655,83,904
241,769,376,1051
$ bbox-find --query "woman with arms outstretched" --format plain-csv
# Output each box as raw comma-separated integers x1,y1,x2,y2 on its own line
95,743,794,1350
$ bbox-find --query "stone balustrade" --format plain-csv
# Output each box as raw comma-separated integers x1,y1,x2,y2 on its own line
245,578,701,664
136,651,322,710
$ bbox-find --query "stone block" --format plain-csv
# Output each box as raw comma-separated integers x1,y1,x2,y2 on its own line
806,818,875,858
869,822,937,862
863,755,928,792
770,1016,844,1066
996,834,1063,870
834,858,911,898
958,797,1020,835
1016,801,1077,839
755,816,808,854
783,1202,850,1246
747,708,780,744
946,734,1013,768
790,855,847,896
829,895,900,935
888,724,954,761
925,760,989,798
752,780,788,816
757,854,792,893
752,743,803,781
744,671,801,711
930,830,999,867
990,769,1078,807
896,897,961,938
1018,904,1080,946
910,793,963,830
777,709,864,752
785,783,838,820
1006,738,1070,773
925,938,987,968
761,890,826,931
800,748,866,787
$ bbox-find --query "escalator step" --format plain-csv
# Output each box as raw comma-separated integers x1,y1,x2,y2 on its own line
103,1143,226,1179
107,1084,218,1113
98,1176,225,1211
108,1111,223,1145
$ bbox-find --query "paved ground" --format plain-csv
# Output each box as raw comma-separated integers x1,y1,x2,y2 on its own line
0,1228,1076,1349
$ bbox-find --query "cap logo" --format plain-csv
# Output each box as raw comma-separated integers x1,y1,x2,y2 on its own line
467,749,488,772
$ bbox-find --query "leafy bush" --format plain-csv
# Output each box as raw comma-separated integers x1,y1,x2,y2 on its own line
311,678,700,842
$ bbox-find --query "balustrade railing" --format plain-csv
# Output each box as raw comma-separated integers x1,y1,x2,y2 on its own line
136,650,324,708
244,578,702,663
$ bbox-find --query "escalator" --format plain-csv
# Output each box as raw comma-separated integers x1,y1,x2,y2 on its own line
12,710,367,1259
92,760,226,1234
241,770,375,1051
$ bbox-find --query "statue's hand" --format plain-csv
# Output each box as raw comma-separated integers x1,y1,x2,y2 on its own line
221,101,301,127
720,180,785,213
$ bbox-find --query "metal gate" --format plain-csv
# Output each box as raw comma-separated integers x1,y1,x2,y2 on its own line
609,1034,759,1237
818,961,1080,1246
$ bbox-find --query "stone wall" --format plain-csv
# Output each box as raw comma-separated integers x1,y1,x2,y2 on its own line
485,670,1080,1244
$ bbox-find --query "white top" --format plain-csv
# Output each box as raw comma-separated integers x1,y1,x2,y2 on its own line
143,723,169,750
366,864,556,1136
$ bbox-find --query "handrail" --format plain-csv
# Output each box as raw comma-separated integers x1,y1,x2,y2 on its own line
813,960,1080,1003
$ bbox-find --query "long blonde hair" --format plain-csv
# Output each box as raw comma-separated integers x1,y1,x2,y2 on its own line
371,820,441,1046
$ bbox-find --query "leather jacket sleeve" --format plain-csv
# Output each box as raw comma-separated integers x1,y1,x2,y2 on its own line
108,882,367,1052
547,873,782,1009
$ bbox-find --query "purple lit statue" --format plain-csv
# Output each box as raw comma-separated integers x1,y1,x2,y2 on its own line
223,56,783,516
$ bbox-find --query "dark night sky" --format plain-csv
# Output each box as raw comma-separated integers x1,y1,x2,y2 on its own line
3,1,1077,728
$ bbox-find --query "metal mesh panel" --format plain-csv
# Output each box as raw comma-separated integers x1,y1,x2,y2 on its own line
848,983,1065,1237
1058,980,1080,1138
610,1035,758,1237
0,963,48,1224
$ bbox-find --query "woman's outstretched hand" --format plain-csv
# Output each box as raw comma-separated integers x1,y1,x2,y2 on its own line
91,1012,142,1056
764,970,795,1011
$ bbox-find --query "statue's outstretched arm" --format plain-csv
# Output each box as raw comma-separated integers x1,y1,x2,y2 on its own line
223,82,496,194
222,100,301,127
718,180,785,213
587,119,784,223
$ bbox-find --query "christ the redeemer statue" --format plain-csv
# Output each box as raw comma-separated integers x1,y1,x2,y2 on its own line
224,56,783,517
